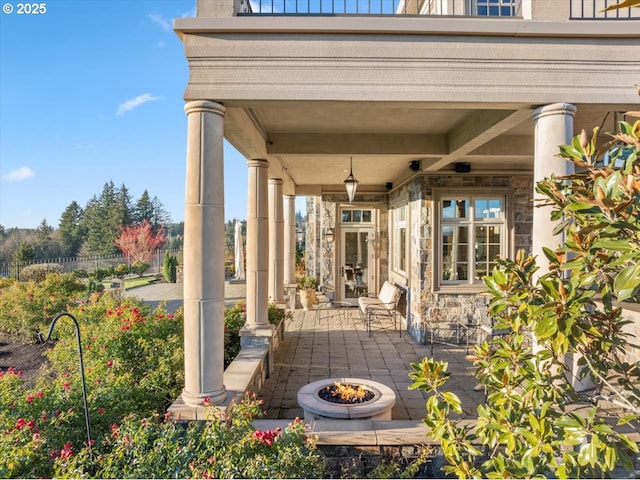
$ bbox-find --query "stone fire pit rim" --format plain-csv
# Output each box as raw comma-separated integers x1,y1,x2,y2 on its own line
297,377,396,420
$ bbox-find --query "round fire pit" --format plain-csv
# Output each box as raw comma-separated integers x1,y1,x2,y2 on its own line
297,377,396,421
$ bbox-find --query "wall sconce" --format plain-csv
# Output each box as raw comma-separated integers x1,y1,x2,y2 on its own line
343,157,359,204
325,227,335,243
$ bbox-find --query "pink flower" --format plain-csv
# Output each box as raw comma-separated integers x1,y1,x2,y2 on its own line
252,427,281,446
99,407,105,415
60,443,73,459
15,418,27,430
33,432,40,441
168,313,174,319
63,381,71,389
203,397,211,406
25,394,34,403
36,391,44,398
106,360,113,367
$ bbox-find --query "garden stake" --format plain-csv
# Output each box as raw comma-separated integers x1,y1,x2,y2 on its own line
39,312,93,451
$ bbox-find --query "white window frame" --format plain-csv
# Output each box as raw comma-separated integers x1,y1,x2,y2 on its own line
468,0,519,16
390,200,409,278
434,189,511,291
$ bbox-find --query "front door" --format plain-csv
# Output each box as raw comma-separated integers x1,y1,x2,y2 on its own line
341,227,374,304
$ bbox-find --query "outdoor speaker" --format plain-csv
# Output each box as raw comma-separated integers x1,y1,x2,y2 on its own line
409,160,420,172
455,162,471,173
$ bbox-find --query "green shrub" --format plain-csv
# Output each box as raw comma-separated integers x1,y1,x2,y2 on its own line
0,273,85,338
130,261,150,277
410,121,640,478
53,397,324,479
19,263,62,282
113,263,129,279
0,293,323,479
90,268,111,282
162,253,178,283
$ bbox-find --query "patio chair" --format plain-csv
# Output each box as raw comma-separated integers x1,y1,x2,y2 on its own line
358,281,402,337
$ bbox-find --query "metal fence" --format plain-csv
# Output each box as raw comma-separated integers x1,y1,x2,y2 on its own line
241,0,522,16
241,0,637,18
570,0,637,19
0,249,181,280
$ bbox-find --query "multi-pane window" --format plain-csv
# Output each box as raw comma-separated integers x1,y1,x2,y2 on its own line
342,209,372,223
470,0,518,16
392,204,408,275
440,195,505,285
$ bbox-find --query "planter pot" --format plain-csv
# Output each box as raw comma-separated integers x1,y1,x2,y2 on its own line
300,289,318,311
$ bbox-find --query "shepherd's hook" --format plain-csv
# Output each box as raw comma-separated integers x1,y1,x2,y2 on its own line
38,312,92,450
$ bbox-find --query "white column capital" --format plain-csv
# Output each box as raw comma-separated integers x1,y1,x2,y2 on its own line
184,100,226,116
532,103,576,122
247,158,269,169
269,177,284,185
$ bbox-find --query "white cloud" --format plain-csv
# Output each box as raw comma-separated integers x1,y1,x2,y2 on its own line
117,93,160,115
3,167,35,182
148,12,171,31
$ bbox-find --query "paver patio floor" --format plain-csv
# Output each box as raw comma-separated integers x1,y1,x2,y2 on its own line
257,308,486,421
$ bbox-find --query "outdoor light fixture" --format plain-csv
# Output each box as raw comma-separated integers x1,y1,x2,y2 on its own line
325,227,335,243
296,228,305,245
343,157,359,204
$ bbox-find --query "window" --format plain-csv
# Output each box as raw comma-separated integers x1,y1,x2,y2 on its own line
470,0,518,16
439,195,506,286
392,204,408,275
342,209,372,224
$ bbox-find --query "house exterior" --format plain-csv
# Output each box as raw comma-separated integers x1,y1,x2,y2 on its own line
171,0,640,413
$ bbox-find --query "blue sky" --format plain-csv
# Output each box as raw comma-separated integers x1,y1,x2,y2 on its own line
0,0,298,229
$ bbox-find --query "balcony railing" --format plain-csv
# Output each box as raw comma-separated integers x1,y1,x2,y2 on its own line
570,0,638,19
240,0,638,18
241,0,522,16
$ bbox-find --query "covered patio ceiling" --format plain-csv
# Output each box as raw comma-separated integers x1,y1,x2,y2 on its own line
222,100,628,196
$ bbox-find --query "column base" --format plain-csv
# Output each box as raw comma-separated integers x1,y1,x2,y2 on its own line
181,385,227,407
240,324,276,348
168,390,234,421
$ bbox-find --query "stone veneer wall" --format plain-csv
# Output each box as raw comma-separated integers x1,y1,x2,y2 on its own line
389,174,534,344
305,194,390,298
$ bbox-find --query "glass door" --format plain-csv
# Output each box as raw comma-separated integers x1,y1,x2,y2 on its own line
341,228,373,304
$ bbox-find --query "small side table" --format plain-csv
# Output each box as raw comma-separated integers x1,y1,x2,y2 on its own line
314,300,356,325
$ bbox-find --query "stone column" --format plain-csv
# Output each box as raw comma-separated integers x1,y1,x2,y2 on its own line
244,159,270,328
533,103,587,390
268,179,284,302
283,195,296,285
181,100,227,407
532,103,576,276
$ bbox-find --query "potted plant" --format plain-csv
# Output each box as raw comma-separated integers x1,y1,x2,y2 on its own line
296,275,319,311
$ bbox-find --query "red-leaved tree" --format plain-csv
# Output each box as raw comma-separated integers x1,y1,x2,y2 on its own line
114,220,167,265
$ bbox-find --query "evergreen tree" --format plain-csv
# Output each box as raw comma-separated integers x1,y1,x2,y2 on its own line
81,182,125,255
10,241,35,278
59,201,86,256
151,195,172,232
117,183,134,227
35,219,54,259
133,190,155,225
